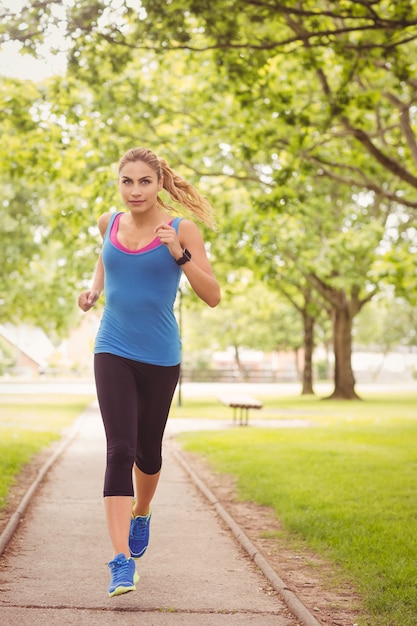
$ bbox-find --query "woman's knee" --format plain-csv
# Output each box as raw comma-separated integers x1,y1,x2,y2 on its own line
135,451,162,475
107,441,135,468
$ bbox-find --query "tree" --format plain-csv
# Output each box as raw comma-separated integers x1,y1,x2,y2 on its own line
269,281,322,396
182,272,303,380
0,73,112,337
248,174,400,398
0,77,58,329
8,1,417,208
2,0,416,392
0,50,243,335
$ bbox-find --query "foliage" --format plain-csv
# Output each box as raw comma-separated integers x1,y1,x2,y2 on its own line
354,293,417,352
1,0,417,397
181,273,303,373
0,337,15,374
7,1,417,205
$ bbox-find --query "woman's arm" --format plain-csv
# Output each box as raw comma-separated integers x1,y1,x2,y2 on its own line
78,253,104,311
155,219,220,307
77,212,111,312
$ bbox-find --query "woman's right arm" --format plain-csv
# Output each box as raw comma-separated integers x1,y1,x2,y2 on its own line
77,253,104,311
77,212,111,312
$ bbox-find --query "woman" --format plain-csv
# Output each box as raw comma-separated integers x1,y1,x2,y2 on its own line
78,147,220,597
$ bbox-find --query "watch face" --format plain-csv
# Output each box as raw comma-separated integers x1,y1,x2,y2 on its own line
176,249,191,265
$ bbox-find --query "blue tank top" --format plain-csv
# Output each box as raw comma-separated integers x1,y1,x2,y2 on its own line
94,212,182,366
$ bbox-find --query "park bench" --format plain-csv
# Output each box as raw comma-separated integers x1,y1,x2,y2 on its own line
219,394,263,426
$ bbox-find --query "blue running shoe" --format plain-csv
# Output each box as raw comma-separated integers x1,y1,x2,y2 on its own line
108,553,139,598
129,510,151,559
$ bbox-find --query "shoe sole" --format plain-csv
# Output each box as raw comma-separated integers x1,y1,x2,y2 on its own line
109,571,139,597
130,546,148,560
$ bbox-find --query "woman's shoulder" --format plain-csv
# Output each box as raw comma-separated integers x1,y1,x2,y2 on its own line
178,217,200,236
177,217,205,246
177,217,199,232
97,211,119,237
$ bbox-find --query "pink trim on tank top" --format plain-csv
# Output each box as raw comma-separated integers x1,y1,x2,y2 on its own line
110,213,173,254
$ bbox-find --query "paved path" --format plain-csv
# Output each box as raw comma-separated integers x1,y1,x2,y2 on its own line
0,405,299,626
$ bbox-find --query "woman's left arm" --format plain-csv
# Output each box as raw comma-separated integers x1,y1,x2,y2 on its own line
155,219,221,307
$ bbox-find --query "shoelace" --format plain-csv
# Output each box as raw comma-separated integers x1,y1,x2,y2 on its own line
109,556,132,584
131,516,148,539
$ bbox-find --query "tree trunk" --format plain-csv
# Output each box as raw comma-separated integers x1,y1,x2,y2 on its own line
327,304,360,399
233,344,245,380
301,311,315,395
324,339,332,380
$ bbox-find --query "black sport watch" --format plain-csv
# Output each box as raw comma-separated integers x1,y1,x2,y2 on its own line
175,249,192,266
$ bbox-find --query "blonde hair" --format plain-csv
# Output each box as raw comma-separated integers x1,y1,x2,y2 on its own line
118,147,215,229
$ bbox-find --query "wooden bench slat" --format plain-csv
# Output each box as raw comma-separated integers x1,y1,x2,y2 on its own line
219,396,263,408
219,395,263,425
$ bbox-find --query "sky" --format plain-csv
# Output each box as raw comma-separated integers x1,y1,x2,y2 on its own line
0,0,67,81
0,41,66,80
0,0,140,81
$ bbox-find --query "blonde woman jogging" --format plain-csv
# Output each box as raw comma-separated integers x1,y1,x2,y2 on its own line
78,147,220,597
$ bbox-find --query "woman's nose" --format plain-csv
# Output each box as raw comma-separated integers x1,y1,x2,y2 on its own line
131,184,142,196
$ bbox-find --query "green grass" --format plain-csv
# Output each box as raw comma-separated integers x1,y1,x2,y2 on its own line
171,396,231,419
177,392,417,626
0,394,94,512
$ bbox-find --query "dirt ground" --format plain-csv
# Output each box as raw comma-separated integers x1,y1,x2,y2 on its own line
180,449,362,626
0,442,362,626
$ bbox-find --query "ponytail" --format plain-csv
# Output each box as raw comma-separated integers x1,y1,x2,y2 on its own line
118,147,216,229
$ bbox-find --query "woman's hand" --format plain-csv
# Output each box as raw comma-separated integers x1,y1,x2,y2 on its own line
154,223,183,261
78,290,100,312
156,219,221,308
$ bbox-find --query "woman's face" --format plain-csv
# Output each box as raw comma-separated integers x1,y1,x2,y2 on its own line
118,160,163,213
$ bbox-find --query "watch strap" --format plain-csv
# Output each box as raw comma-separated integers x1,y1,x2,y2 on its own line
175,248,192,266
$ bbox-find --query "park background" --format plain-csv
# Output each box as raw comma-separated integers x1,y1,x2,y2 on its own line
0,0,417,400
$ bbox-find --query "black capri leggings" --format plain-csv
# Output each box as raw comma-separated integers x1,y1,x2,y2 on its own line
94,353,180,497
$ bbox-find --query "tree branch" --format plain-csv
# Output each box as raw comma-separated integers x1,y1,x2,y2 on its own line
308,157,417,209
383,92,417,166
306,273,342,309
340,116,417,189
